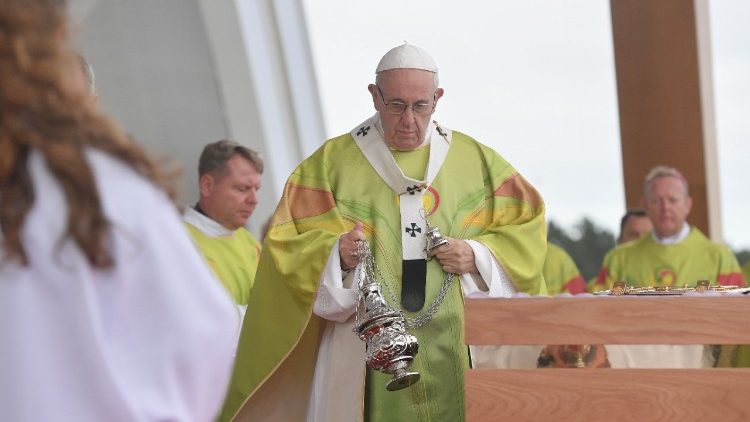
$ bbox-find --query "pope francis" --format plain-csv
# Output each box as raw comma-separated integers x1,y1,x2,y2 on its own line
219,43,548,422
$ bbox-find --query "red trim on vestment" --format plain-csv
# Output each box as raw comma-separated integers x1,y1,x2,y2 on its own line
564,275,587,294
285,183,336,220
493,174,543,209
594,268,609,286
717,272,746,287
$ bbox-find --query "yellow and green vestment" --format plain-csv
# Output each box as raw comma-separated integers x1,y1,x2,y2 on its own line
185,222,261,305
543,242,586,295
220,123,546,421
592,227,747,368
592,227,744,291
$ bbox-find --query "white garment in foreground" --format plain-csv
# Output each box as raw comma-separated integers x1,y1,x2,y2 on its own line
0,151,238,421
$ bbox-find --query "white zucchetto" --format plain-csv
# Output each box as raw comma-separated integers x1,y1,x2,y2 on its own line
375,43,438,74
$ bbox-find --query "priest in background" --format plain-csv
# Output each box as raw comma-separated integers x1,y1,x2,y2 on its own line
591,166,745,368
616,207,653,244
585,208,652,291
593,166,743,292
184,140,264,320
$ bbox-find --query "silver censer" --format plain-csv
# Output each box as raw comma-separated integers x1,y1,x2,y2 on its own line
354,241,420,391
353,223,451,391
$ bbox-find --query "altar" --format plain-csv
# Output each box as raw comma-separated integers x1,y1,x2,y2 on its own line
464,293,750,421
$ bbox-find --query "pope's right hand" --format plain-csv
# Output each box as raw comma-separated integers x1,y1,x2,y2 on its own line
339,222,365,271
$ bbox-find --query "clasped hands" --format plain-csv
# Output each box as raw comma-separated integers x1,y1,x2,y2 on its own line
339,222,478,274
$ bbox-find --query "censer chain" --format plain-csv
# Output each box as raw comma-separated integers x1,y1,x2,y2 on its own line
355,241,455,329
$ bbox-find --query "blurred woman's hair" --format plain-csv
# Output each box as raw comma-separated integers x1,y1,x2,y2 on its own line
0,0,172,267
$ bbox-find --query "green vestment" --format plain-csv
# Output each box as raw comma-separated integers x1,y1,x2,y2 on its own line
185,223,261,305
543,242,586,295
219,125,546,421
592,227,744,291
591,227,747,368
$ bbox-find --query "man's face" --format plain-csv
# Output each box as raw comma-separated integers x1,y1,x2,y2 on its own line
618,215,653,244
200,154,261,230
643,176,692,238
368,68,444,151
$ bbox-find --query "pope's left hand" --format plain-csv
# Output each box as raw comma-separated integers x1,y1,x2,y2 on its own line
427,238,478,274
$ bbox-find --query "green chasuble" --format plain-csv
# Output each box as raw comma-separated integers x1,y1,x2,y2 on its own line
591,227,748,368
543,242,586,295
219,125,546,422
591,226,744,291
184,224,261,305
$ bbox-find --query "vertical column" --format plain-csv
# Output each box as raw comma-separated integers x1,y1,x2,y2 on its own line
610,0,720,239
197,0,326,235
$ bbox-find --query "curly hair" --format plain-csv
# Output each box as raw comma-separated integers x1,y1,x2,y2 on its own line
0,0,171,267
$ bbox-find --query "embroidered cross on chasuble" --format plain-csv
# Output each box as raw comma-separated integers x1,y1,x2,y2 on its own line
352,115,451,311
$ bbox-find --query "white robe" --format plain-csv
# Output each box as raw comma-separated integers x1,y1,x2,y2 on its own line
0,150,238,421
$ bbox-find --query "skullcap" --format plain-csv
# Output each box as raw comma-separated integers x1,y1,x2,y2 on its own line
375,43,438,74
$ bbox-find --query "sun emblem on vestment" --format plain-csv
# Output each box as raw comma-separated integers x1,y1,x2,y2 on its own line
422,186,440,216
656,267,677,286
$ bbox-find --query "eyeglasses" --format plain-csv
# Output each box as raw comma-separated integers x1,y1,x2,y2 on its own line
376,86,436,117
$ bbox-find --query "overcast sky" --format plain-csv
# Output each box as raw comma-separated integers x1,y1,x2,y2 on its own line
710,1,750,249
302,0,750,249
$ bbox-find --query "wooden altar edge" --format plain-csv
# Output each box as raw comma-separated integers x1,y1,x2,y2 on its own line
464,297,750,421
466,368,750,422
465,296,750,345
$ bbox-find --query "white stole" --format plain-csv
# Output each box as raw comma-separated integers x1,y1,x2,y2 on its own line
350,114,451,262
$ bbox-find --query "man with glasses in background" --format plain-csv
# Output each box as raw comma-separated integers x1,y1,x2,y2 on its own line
220,43,547,422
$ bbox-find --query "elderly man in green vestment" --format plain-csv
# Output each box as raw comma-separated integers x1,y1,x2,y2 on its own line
590,166,745,368
219,44,547,421
593,166,744,291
